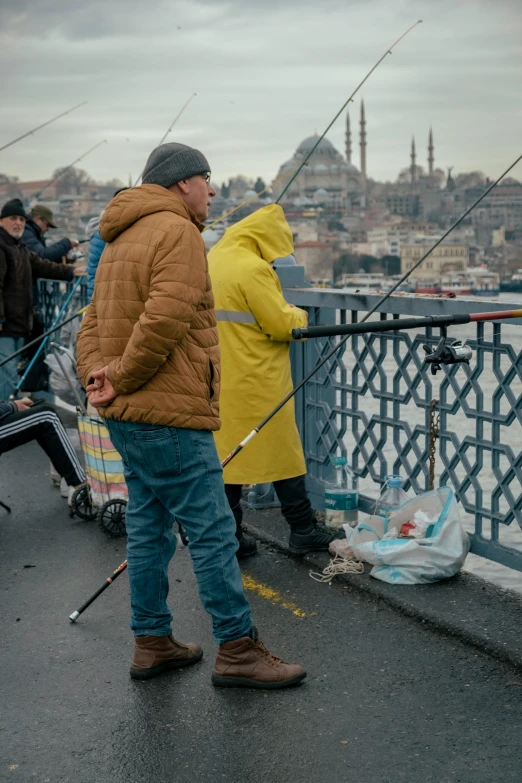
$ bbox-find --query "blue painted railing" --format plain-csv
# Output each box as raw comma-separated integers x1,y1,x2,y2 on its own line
286,284,522,572
37,280,89,331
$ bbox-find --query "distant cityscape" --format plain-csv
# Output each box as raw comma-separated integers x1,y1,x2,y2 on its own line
2,100,522,294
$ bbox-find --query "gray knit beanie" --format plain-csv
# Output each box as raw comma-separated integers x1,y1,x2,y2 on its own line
141,142,210,188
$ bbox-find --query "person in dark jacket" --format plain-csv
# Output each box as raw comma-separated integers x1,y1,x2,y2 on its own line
0,199,83,398
22,204,79,263
0,397,85,501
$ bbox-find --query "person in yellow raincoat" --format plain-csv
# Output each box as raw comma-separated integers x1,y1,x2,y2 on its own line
208,204,335,558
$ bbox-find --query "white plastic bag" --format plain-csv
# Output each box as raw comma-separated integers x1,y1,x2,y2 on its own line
44,351,83,407
343,487,469,585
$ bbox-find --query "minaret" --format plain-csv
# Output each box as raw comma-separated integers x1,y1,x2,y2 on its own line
345,110,352,164
428,127,434,176
410,136,416,184
359,100,367,184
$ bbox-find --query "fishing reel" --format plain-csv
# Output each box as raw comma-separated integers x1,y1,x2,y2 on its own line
423,329,473,376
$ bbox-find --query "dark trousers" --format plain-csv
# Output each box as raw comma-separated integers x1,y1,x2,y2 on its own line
0,403,85,487
225,475,316,536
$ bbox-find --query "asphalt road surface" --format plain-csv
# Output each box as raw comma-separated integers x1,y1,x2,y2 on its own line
1,441,521,783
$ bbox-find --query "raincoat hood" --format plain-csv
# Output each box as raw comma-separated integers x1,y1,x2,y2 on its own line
214,204,293,263
99,184,203,243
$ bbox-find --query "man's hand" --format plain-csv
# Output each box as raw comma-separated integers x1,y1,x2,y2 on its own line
73,265,86,276
86,366,117,408
15,398,33,412
70,239,80,248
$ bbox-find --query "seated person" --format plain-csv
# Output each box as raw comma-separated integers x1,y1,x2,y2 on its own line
0,397,85,502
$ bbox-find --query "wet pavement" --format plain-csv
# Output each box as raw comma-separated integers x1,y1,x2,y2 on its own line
1,440,522,783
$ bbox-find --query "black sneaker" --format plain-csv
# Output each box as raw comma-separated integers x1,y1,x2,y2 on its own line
236,534,258,560
288,525,335,555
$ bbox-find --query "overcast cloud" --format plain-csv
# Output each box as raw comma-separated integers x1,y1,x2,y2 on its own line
1,0,521,186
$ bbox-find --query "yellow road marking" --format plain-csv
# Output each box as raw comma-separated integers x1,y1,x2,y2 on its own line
242,574,315,618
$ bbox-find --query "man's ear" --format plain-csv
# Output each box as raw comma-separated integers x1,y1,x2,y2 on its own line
176,179,190,195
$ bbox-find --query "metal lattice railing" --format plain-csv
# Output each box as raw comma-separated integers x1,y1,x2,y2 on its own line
288,288,522,572
37,280,89,332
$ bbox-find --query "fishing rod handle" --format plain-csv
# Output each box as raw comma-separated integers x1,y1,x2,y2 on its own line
69,560,127,622
292,313,471,340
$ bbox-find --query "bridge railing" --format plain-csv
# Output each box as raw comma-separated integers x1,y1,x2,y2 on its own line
37,279,89,333
286,286,522,572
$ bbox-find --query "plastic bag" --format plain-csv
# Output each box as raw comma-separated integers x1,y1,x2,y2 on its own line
343,487,469,585
44,351,84,407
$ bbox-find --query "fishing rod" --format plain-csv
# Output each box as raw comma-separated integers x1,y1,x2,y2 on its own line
0,102,87,153
133,93,197,186
293,309,522,375
292,309,522,340
67,151,522,622
0,305,88,370
275,21,422,203
29,140,108,203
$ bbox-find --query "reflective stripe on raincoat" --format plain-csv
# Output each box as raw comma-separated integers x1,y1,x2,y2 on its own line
208,204,308,484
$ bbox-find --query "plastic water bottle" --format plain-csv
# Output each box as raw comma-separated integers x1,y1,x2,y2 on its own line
324,456,358,529
377,474,409,526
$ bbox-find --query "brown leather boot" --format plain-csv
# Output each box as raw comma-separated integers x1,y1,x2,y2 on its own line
130,634,203,680
212,628,306,689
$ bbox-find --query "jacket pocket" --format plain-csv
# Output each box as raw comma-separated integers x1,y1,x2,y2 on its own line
208,358,219,400
130,426,181,477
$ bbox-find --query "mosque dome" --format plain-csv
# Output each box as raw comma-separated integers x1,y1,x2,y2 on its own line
272,110,366,203
296,135,340,159
314,188,329,200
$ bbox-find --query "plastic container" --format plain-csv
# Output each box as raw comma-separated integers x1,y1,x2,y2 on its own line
377,474,409,526
324,456,358,529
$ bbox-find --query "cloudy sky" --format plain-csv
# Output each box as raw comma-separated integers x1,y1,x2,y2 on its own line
0,0,521,187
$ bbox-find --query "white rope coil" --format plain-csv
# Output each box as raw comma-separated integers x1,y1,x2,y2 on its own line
309,555,364,583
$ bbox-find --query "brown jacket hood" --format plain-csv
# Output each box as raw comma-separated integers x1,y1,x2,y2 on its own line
99,184,204,243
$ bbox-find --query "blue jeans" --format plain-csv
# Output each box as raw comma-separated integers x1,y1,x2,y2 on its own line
106,419,252,643
0,337,24,400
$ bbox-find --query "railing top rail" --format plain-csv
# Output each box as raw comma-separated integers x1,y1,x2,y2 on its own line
284,287,522,321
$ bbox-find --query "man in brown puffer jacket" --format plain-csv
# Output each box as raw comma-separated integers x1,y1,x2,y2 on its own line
76,142,306,689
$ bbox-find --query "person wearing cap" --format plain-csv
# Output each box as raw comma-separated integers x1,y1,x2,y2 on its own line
22,204,79,263
76,143,306,689
0,199,83,398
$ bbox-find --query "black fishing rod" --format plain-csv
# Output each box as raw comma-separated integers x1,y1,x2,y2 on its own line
292,309,522,340
293,309,522,375
0,102,87,154
29,140,107,203
276,21,422,203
